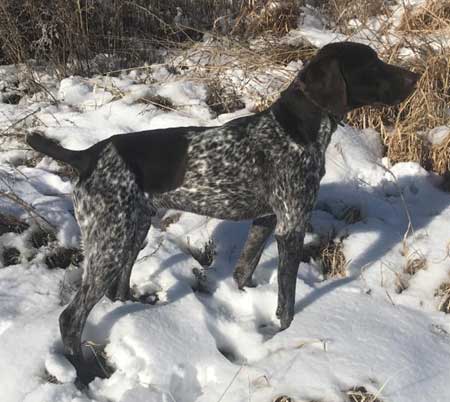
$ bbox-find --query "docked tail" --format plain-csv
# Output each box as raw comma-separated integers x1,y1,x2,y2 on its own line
26,131,91,175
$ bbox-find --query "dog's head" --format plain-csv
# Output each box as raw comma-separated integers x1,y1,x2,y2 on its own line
298,42,420,116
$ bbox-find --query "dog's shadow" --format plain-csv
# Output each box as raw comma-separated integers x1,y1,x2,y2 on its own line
94,173,449,340
212,173,450,315
310,175,448,312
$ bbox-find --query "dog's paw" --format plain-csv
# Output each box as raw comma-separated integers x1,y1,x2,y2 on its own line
233,270,257,290
276,303,294,331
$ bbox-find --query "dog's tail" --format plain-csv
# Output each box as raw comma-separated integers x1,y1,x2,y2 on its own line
26,131,90,174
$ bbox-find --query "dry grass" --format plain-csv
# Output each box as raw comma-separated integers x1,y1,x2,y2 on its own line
44,371,61,384
387,48,450,174
2,247,20,267
430,135,450,175
44,247,83,270
83,341,116,378
0,0,277,75
0,0,304,76
0,213,29,235
305,236,348,279
346,386,383,402
321,0,392,32
272,396,294,402
159,212,182,231
206,78,245,115
167,36,314,114
138,94,175,110
0,1,448,175
183,10,450,176
320,240,347,278
231,0,302,37
186,239,216,268
398,0,450,32
435,282,450,313
348,46,450,175
404,255,427,276
395,250,427,294
333,0,450,177
30,227,57,249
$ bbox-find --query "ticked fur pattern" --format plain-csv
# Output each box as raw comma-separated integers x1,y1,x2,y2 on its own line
25,42,419,384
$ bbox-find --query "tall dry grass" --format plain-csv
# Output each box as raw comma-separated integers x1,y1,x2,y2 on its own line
0,1,206,74
344,0,450,175
0,0,448,175
321,0,392,31
347,47,450,174
398,0,450,32
0,0,304,76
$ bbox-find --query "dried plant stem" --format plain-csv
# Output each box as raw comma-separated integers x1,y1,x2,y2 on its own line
0,190,56,231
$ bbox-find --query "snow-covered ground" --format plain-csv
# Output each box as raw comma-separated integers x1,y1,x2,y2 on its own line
1,3,450,401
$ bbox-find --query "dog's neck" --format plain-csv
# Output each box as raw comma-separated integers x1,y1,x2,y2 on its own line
270,82,341,146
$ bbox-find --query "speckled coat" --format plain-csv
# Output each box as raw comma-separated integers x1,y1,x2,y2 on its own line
153,111,334,227
26,41,419,384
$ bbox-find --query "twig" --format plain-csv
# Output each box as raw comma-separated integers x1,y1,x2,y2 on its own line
0,190,56,231
0,108,41,136
83,341,110,378
125,1,176,33
217,365,244,402
376,162,416,242
28,74,59,105
136,236,165,263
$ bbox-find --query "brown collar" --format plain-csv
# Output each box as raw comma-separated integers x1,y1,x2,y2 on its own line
295,80,345,127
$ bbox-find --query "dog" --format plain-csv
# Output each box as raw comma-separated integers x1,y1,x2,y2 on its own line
27,42,419,383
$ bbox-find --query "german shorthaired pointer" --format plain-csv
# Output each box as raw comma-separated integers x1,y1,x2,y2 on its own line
27,42,419,383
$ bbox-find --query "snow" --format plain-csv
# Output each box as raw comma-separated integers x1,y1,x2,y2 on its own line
427,126,450,146
1,3,450,402
45,353,77,384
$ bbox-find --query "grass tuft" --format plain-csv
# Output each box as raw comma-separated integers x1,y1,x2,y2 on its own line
2,247,20,267
30,227,57,249
435,282,450,313
320,239,347,278
304,235,347,279
44,247,83,270
321,0,392,32
206,78,245,115
348,47,450,176
398,0,450,32
404,254,427,275
186,239,216,268
231,0,301,38
272,396,295,402
346,386,383,402
0,213,29,235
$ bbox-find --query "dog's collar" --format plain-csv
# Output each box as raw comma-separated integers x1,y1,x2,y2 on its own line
295,80,345,127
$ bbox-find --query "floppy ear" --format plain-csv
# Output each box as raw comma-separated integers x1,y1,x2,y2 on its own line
299,56,348,116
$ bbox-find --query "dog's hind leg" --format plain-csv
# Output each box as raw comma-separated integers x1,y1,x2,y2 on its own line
107,199,153,301
59,282,109,384
60,199,150,383
60,159,151,383
233,215,276,289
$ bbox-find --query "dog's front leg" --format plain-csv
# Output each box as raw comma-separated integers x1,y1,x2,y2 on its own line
275,227,305,330
233,214,276,289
